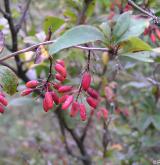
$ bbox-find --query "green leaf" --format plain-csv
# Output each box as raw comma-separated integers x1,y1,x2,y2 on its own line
49,25,105,54
100,22,111,40
121,37,152,53
0,66,18,95
138,114,153,131
117,17,149,43
43,16,65,34
152,115,160,130
86,0,96,17
113,11,132,40
121,51,154,63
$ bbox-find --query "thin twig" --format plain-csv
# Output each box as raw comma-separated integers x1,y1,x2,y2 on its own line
15,0,31,33
0,40,108,62
81,113,93,142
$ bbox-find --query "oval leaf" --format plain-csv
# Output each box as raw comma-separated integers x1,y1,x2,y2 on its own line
121,51,154,62
0,66,18,95
49,25,105,54
121,37,152,53
113,11,131,39
117,17,149,43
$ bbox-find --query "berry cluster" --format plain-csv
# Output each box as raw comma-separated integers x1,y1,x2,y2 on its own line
21,59,109,121
0,92,8,113
144,25,160,43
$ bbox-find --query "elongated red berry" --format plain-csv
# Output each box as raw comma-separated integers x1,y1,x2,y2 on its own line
82,72,91,91
58,85,72,93
55,73,65,82
0,106,5,113
44,92,53,109
26,80,39,88
86,97,98,109
50,91,59,104
0,95,8,106
100,107,108,119
59,95,68,103
56,59,65,67
21,88,33,96
53,83,61,90
70,101,79,117
87,87,99,99
62,95,73,110
80,104,87,121
43,99,49,112
150,33,156,43
55,63,67,78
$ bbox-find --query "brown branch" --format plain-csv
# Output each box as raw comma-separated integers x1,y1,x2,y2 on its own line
0,40,109,62
4,0,30,82
15,0,31,33
77,0,94,24
55,107,92,165
81,113,93,142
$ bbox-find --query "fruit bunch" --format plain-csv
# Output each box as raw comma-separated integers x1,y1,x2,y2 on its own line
21,59,109,121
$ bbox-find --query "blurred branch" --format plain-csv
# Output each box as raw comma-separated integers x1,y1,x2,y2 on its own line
77,0,94,24
15,0,31,33
4,0,30,82
0,40,109,62
81,113,93,142
55,107,92,165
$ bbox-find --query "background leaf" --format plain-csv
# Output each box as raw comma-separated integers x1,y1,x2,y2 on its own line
113,11,131,40
43,16,65,34
121,37,152,53
0,66,18,95
121,51,154,62
117,17,149,43
49,25,105,54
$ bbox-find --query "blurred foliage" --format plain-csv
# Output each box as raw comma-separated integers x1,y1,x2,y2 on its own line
0,0,160,165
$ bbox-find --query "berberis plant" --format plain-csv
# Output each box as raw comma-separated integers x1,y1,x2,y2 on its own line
0,0,160,164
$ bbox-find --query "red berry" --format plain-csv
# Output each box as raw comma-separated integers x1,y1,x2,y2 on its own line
56,59,65,67
0,106,5,113
100,107,108,119
58,85,72,93
62,95,73,110
55,63,67,78
87,87,99,99
43,99,49,112
82,72,91,91
53,83,61,90
70,101,79,117
80,104,87,121
21,88,33,96
59,95,68,103
55,73,65,82
150,33,156,43
50,91,59,104
26,80,39,88
0,96,8,106
44,92,53,109
86,97,98,109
